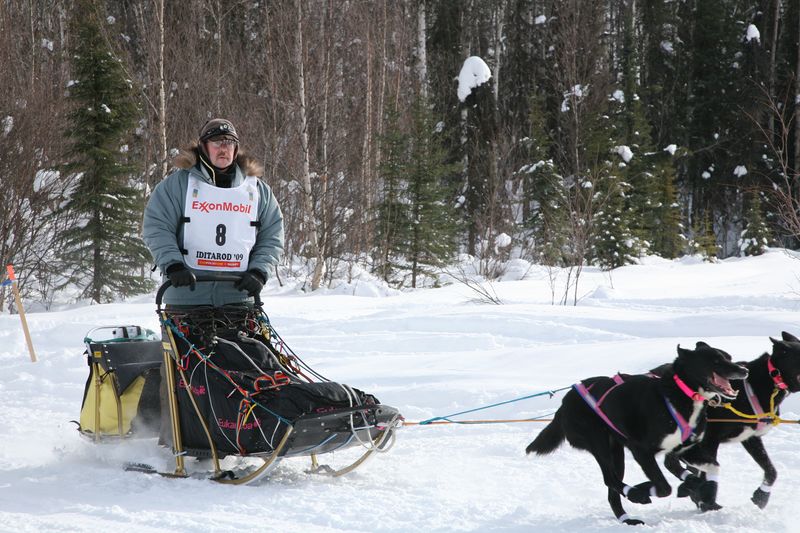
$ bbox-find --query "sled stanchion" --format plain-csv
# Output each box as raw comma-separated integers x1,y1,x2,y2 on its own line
5,265,37,362
161,319,187,477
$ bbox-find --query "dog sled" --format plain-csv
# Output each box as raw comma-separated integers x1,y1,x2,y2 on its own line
77,274,402,484
77,325,162,440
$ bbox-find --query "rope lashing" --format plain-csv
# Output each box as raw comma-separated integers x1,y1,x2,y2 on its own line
416,386,570,426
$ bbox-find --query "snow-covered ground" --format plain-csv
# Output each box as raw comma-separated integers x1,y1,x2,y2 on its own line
1,250,800,532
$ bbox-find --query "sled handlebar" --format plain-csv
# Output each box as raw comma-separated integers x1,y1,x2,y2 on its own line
156,273,263,308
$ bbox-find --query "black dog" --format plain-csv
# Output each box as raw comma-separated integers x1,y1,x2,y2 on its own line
664,331,800,511
526,342,748,525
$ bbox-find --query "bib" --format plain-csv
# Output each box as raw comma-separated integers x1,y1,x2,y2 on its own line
182,175,260,271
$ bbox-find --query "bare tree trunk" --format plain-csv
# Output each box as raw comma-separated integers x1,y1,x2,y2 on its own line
360,11,373,258
156,0,168,179
417,0,428,98
795,6,800,173
294,0,324,290
768,0,781,139
493,2,503,103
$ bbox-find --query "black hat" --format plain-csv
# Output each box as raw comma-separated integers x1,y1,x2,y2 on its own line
199,118,239,142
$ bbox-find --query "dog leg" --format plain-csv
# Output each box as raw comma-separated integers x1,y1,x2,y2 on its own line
681,442,722,511
692,477,722,512
742,436,776,509
607,442,644,525
628,448,672,500
664,452,703,498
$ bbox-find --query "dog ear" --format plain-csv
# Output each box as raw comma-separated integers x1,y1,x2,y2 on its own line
677,344,691,356
781,331,800,343
771,337,788,354
695,341,710,350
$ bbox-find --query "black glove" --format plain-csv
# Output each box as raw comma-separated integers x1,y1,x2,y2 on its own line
235,270,265,296
166,263,196,291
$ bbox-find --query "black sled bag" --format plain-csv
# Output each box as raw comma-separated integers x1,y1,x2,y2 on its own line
161,327,378,457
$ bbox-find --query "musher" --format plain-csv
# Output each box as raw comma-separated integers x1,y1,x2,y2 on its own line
143,118,284,306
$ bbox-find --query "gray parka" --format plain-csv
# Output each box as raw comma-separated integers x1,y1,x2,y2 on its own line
143,147,284,305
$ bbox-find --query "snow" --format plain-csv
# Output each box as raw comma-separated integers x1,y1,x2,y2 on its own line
494,233,512,253
734,165,747,178
2,250,800,531
534,15,547,25
561,84,585,112
745,24,760,43
612,89,625,103
2,116,12,136
616,145,634,163
457,56,491,102
664,144,677,155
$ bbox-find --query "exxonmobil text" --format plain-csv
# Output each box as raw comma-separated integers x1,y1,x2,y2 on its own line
191,200,252,214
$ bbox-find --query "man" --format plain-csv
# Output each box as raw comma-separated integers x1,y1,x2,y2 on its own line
143,118,283,306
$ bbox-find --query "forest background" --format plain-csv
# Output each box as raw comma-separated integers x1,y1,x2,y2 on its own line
2,0,800,308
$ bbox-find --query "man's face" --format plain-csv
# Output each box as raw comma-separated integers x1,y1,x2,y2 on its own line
205,138,237,169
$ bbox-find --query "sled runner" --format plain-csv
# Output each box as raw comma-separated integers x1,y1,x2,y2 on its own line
155,274,402,484
77,326,163,441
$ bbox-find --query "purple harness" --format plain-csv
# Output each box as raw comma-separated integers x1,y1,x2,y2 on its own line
662,396,696,443
574,373,699,444
573,374,628,438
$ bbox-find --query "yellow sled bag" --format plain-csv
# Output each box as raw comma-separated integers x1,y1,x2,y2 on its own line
77,326,162,440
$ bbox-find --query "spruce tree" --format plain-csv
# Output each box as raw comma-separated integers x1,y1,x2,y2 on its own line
60,0,152,303
375,107,412,283
739,193,770,256
689,213,719,262
524,93,569,266
405,95,460,287
585,98,638,269
649,158,685,259
375,95,459,287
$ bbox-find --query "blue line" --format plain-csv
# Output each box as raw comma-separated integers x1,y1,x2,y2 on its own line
419,386,570,425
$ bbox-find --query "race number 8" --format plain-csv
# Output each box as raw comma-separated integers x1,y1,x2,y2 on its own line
215,224,226,246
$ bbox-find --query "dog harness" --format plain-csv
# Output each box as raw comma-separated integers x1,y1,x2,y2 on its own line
667,374,704,443
767,357,788,390
573,375,628,438
743,381,769,432
662,396,696,443
737,356,788,430
575,373,704,444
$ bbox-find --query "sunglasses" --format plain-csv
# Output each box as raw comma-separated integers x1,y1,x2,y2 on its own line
207,139,238,148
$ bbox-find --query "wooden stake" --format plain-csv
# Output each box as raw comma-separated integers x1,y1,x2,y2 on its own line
6,265,37,362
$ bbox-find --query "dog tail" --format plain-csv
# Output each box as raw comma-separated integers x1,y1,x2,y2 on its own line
525,410,565,455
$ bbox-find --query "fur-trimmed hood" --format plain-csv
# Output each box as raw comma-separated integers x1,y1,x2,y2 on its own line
173,142,264,177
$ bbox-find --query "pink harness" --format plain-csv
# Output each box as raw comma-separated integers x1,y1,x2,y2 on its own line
573,374,628,438
744,356,789,431
575,373,702,444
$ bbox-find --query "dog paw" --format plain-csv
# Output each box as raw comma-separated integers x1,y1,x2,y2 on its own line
698,501,722,512
676,475,703,498
622,517,645,526
690,480,721,512
751,488,770,509
626,482,654,504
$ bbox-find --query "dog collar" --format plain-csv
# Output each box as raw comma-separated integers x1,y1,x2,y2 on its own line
767,357,788,390
673,374,704,401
